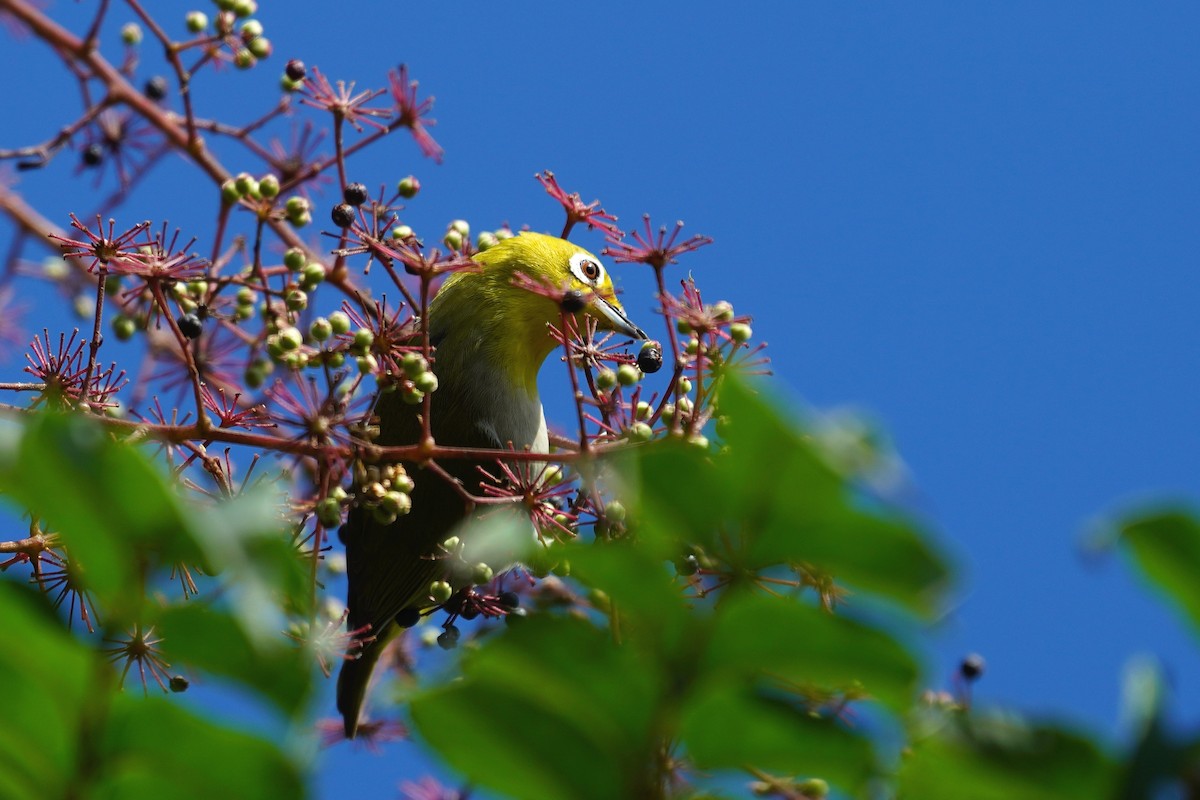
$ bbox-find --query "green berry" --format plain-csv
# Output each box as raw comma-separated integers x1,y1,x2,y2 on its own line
729,322,752,342
471,563,493,585
112,315,137,341
605,501,626,523
352,328,374,352
277,326,302,351
381,491,412,516
221,180,240,205
285,289,307,311
236,286,256,305
310,317,332,341
797,779,828,799
121,22,143,45
712,301,735,322
441,535,460,551
595,368,617,391
443,229,463,250
316,497,341,527
628,421,653,442
391,224,414,240
429,580,453,604
617,364,641,386
397,175,420,198
356,355,377,375
240,19,263,40
401,385,424,405
677,376,693,395
258,173,279,198
285,196,309,217
476,231,499,251
635,401,652,420
393,473,415,494
401,352,427,378
449,219,469,236
328,311,351,335
676,318,691,335
302,263,325,286
494,226,514,240
413,371,438,393
186,11,209,32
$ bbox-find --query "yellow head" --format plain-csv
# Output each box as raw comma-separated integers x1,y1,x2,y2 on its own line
429,232,644,395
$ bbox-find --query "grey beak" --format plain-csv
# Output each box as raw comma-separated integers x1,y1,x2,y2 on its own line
592,295,646,340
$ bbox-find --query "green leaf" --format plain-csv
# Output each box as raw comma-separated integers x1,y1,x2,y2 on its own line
718,378,951,615
898,710,1114,800
410,615,660,800
703,592,919,713
96,694,306,800
0,582,91,800
157,604,312,718
1118,509,1200,638
0,413,199,617
679,680,875,791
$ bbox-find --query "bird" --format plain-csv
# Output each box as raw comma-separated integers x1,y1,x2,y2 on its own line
337,230,646,737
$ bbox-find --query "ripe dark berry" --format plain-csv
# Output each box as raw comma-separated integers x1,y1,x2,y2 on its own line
168,675,190,693
437,625,460,650
144,76,168,101
395,607,421,628
331,203,356,227
960,653,985,681
637,341,664,374
442,592,464,616
498,591,520,609
561,289,586,313
460,605,480,621
285,58,306,82
177,312,203,339
674,554,699,576
343,182,369,206
81,143,104,167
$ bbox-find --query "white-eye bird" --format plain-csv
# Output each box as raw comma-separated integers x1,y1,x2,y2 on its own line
338,231,645,737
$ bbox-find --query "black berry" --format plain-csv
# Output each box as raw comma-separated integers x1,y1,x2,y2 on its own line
331,203,355,228
498,591,520,609
177,312,203,339
561,289,586,313
437,625,460,650
285,59,306,82
343,182,369,206
460,604,479,621
169,675,189,693
637,341,664,374
674,554,699,577
960,653,986,681
395,607,421,628
81,143,104,167
144,76,168,101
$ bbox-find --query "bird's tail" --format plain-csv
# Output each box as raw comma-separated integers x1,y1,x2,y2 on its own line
336,635,388,739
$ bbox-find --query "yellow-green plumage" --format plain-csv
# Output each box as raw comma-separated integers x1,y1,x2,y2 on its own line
337,232,643,737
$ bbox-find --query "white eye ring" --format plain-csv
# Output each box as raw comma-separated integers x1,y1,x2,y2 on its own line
568,252,607,286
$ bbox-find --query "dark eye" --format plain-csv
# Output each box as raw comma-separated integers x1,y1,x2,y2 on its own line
580,259,600,280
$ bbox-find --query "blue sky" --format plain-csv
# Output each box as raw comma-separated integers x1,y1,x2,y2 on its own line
2,2,1199,797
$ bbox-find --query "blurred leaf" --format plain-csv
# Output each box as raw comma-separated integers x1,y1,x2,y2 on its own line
411,615,660,800
703,592,919,713
679,680,874,791
192,487,310,637
1119,509,1200,638
1114,657,1183,800
0,413,199,617
158,603,312,719
566,536,691,655
0,578,306,799
898,710,1114,800
96,694,305,800
719,378,950,615
0,581,91,800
